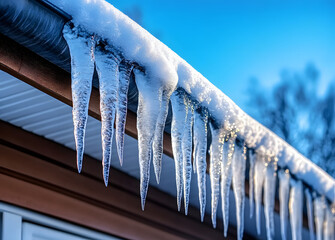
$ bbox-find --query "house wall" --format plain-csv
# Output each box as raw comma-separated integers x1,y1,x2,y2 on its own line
0,120,230,239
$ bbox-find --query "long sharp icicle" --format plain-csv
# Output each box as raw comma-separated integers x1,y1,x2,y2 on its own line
95,43,120,186
209,124,224,228
324,206,334,240
182,95,194,215
254,153,266,235
221,131,236,237
279,169,290,240
232,143,246,240
116,60,133,166
152,88,172,184
289,179,303,240
305,189,315,240
314,196,326,240
248,150,256,219
194,107,208,221
171,90,187,211
134,70,161,210
264,159,277,240
63,23,95,173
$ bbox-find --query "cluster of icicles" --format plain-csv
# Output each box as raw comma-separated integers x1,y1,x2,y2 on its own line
63,22,335,240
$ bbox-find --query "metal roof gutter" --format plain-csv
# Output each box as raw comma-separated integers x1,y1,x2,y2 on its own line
0,0,70,71
0,0,144,121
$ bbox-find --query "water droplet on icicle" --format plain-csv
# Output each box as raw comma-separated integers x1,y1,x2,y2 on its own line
116,60,133,166
209,123,224,228
95,41,121,186
232,143,246,240
193,107,208,221
279,169,290,240
63,22,95,173
289,179,303,240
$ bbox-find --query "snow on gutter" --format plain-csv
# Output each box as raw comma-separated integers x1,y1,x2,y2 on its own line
3,0,334,239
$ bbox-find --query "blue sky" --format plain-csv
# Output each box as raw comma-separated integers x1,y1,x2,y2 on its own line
110,0,335,111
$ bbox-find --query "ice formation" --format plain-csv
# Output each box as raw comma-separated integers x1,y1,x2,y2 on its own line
193,107,208,221
264,158,277,240
305,189,315,240
254,153,265,235
314,196,326,240
248,150,256,218
279,169,290,240
222,131,236,237
171,89,186,211
152,87,173,184
116,60,133,166
63,23,95,173
95,41,121,186
182,95,194,215
324,206,334,240
289,179,303,240
232,143,246,240
209,123,224,228
55,0,335,238
134,69,176,210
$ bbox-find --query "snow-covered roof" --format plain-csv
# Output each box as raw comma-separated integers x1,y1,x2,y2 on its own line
1,0,334,239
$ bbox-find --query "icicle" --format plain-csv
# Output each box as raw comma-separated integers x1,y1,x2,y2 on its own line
209,123,225,228
314,196,326,240
263,157,277,240
248,149,256,219
115,60,133,166
221,130,237,237
194,107,208,222
305,189,315,240
63,22,95,173
95,41,120,186
232,143,246,240
134,70,160,210
183,95,194,215
254,153,266,235
324,206,334,240
289,179,303,240
171,89,186,211
279,169,290,240
134,67,175,209
152,87,172,184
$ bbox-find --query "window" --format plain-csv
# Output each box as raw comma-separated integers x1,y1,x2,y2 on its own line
0,203,120,240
